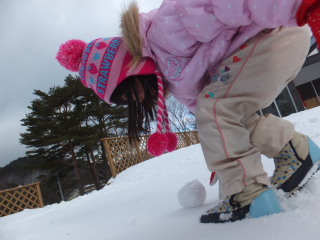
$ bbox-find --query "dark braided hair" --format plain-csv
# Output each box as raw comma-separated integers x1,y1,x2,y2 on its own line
110,74,158,143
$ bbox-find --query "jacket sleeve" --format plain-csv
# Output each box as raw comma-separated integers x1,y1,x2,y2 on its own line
176,0,303,42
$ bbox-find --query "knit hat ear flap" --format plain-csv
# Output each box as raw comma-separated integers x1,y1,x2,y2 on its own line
147,71,178,156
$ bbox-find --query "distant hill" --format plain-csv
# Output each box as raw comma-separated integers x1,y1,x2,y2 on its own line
0,156,44,190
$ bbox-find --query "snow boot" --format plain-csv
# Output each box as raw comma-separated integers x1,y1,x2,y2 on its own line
271,132,320,195
200,183,282,223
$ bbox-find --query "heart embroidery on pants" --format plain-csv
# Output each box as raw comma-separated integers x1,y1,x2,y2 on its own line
240,44,248,49
219,66,231,74
205,92,215,98
233,56,242,63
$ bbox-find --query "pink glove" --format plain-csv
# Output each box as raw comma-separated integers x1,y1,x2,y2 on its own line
296,0,320,48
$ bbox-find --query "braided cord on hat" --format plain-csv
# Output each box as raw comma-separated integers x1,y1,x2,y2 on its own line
155,70,173,134
147,70,167,156
147,70,178,156
163,103,171,132
155,70,165,133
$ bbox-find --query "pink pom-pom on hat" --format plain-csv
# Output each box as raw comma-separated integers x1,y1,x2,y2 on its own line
147,132,168,156
166,132,178,152
56,39,87,72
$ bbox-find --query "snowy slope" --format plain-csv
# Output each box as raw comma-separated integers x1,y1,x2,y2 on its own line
2,108,320,240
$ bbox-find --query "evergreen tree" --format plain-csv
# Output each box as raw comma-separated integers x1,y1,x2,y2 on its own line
20,75,127,197
73,75,127,182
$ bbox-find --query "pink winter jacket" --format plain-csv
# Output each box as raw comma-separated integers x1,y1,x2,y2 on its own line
138,0,303,113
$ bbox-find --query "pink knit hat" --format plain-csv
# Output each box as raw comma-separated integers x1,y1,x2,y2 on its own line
56,37,177,156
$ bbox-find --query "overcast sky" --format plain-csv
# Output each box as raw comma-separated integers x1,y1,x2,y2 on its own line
0,0,162,167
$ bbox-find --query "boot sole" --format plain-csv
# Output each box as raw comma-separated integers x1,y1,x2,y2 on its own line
298,162,320,189
200,189,282,223
286,162,320,196
200,205,250,223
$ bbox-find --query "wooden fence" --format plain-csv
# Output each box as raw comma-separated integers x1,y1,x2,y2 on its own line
102,131,200,178
0,182,44,217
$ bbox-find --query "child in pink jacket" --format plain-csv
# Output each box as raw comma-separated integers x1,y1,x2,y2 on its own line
57,0,320,223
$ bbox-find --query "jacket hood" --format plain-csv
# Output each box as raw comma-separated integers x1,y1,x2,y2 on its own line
121,2,158,62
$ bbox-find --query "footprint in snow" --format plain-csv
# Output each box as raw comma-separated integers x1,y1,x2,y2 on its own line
309,117,319,123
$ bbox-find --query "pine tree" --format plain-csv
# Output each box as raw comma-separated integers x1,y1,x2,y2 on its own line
20,75,128,197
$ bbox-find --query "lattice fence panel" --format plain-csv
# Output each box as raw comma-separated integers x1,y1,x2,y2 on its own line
102,131,200,178
185,131,200,145
176,132,190,149
135,136,154,161
0,182,44,217
175,131,200,149
105,137,141,176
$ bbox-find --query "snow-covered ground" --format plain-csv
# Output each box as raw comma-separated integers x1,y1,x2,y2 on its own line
2,107,320,240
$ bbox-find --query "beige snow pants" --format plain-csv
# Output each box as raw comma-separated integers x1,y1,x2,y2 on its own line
196,26,310,199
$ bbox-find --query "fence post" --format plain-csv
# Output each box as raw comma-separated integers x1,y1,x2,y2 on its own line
35,182,44,207
102,138,117,178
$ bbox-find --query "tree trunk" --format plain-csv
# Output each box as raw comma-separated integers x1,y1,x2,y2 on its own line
69,142,85,196
56,172,65,201
86,151,102,190
100,141,112,181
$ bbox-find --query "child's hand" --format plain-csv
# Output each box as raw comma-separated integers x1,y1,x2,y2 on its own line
296,0,320,49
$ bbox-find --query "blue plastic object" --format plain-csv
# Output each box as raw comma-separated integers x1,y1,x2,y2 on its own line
308,138,320,165
249,189,282,218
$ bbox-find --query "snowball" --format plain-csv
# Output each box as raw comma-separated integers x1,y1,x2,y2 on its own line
177,179,206,208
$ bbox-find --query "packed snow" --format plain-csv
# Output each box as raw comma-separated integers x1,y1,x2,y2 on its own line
2,107,320,240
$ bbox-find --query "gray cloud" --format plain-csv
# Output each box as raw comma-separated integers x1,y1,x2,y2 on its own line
0,0,162,167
